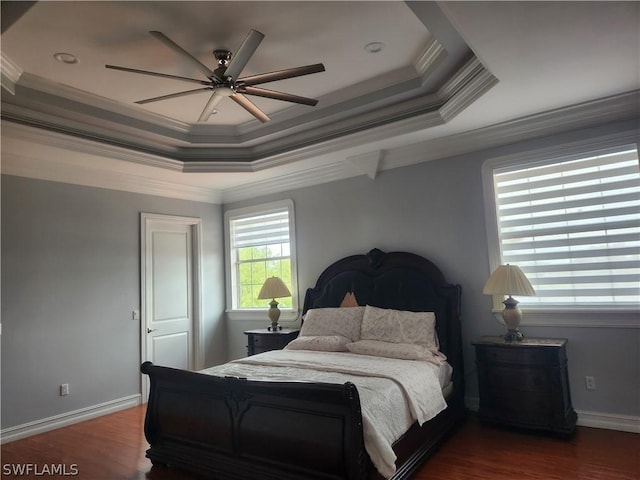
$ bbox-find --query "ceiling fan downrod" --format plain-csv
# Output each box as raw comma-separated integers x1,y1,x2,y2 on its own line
213,49,232,84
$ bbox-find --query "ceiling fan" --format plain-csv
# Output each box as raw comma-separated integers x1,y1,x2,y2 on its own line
106,29,325,123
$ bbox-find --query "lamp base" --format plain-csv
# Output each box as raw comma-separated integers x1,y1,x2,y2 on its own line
504,329,524,341
266,299,282,332
502,296,524,342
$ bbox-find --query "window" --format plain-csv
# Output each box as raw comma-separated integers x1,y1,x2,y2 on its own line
225,200,298,318
484,143,640,323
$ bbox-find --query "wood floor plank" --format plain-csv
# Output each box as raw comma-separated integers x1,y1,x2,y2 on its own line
1,406,638,479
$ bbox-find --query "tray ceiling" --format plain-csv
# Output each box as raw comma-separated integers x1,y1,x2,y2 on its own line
1,2,637,203
1,1,493,169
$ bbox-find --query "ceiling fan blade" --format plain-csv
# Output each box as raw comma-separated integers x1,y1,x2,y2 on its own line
230,93,270,122
135,87,211,105
224,29,265,80
106,65,210,85
239,63,325,86
198,89,228,122
149,31,220,81
238,86,318,106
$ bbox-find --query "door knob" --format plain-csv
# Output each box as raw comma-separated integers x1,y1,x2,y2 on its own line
147,328,157,334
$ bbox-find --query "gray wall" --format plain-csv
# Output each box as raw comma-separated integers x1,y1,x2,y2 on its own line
1,117,637,431
224,119,640,418
1,176,226,429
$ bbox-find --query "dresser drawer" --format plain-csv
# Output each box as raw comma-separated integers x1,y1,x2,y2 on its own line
477,346,553,366
482,390,552,425
251,334,285,348
486,365,550,392
244,329,300,356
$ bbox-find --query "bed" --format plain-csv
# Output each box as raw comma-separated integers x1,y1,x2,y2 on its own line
141,248,465,479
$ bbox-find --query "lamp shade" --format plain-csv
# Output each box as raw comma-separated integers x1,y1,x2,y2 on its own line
257,277,291,300
483,264,536,296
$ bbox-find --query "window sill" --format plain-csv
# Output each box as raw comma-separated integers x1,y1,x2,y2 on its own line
226,310,301,323
491,308,639,328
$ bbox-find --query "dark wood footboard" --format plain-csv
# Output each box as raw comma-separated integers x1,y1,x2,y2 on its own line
141,361,371,480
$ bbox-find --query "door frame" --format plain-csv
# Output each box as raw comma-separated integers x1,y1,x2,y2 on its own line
140,213,204,401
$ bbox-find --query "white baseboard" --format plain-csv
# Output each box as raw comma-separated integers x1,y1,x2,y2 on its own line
465,396,639,434
575,410,640,434
0,394,141,444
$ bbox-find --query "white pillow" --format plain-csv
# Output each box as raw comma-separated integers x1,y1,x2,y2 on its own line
285,335,351,352
300,307,365,341
346,339,445,364
361,305,438,349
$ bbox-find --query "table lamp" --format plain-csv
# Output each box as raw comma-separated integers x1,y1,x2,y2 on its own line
483,264,536,341
257,276,291,331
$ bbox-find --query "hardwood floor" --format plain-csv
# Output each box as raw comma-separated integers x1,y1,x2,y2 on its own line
1,405,638,479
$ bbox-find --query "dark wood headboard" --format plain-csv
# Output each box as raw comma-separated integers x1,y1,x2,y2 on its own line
303,248,464,403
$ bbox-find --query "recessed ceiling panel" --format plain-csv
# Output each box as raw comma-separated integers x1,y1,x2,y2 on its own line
2,1,431,125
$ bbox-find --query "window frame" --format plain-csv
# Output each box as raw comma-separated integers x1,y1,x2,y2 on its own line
482,136,639,328
224,199,299,322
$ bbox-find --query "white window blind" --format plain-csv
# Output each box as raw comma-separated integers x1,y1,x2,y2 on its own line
226,201,297,314
231,209,290,249
493,146,640,306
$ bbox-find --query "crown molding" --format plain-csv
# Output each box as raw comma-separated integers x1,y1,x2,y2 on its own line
2,121,184,171
383,90,640,170
4,77,635,206
1,150,222,204
438,57,499,122
1,47,491,165
1,52,22,95
347,150,384,180
414,36,447,81
221,161,360,204
226,90,639,202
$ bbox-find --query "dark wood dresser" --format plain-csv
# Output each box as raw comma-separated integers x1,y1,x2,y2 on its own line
244,328,300,356
472,336,577,436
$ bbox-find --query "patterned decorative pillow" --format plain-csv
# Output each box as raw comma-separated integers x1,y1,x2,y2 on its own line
285,335,351,352
346,340,445,364
361,305,438,349
300,307,364,341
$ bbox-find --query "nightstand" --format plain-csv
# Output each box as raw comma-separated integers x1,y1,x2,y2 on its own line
472,336,577,436
244,328,300,356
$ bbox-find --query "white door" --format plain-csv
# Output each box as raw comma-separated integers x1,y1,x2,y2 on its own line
141,214,203,400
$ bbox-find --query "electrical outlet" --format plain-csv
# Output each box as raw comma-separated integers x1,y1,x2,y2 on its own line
585,376,596,390
60,383,69,396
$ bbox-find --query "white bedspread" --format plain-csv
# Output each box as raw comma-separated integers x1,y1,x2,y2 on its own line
200,350,449,478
